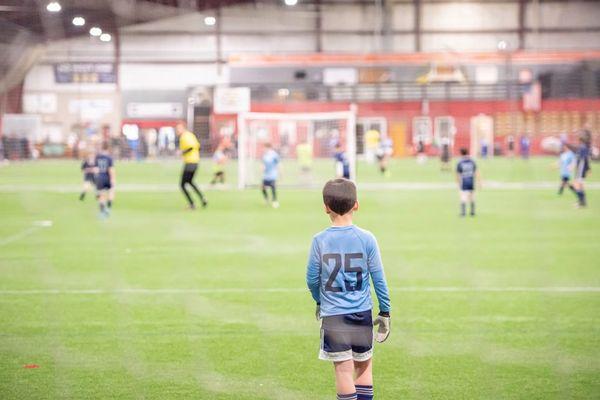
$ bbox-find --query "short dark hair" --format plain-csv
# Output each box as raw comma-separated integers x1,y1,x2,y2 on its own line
323,178,357,215
459,147,469,156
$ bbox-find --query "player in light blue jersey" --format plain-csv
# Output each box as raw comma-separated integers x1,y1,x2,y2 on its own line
306,178,391,400
557,146,576,196
261,143,280,208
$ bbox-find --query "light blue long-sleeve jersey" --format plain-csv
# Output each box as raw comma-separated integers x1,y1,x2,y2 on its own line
306,225,391,317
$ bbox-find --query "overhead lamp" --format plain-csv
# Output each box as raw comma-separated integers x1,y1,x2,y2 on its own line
46,2,61,12
72,16,85,26
99,33,112,42
89,27,102,37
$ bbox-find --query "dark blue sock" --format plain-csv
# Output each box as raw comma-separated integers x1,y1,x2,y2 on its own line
356,384,373,400
580,190,587,206
576,190,584,205
470,202,475,216
337,393,357,400
460,202,466,216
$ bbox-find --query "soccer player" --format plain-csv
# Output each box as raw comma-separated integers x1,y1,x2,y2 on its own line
306,178,391,400
376,136,393,176
557,146,576,196
334,143,351,180
79,152,96,201
262,142,280,208
94,143,115,218
565,130,592,208
176,121,207,210
210,141,228,185
456,147,480,217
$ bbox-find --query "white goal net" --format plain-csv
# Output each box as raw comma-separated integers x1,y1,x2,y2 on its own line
237,111,357,189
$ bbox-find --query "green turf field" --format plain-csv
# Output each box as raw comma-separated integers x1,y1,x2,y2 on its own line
1,158,599,399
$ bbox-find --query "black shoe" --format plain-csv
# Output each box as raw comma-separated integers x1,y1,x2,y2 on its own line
202,201,208,209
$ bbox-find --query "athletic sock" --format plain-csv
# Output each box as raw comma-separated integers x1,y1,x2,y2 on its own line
470,202,475,216
107,200,112,209
79,192,85,201
580,190,587,206
262,188,268,201
460,202,466,217
576,190,584,205
337,393,357,400
558,185,564,195
99,202,106,213
356,385,373,400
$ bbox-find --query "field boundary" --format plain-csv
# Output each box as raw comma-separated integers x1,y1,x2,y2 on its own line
0,286,598,295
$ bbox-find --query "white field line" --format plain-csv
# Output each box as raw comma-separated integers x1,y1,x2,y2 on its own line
0,221,52,247
1,182,600,193
0,286,598,296
0,226,39,246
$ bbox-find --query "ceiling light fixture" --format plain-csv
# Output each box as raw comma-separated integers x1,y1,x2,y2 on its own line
46,2,62,12
204,16,216,26
99,33,112,42
72,16,85,26
89,27,102,37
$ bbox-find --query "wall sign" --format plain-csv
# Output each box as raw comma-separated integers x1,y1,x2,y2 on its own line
54,63,116,84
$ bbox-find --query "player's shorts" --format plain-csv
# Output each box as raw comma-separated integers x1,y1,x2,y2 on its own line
319,310,373,362
561,175,571,182
84,173,95,183
461,182,474,191
575,162,589,180
262,179,276,188
95,175,112,191
181,163,198,184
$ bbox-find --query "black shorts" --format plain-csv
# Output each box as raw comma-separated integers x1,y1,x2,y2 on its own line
181,163,198,184
96,176,112,191
84,173,95,183
319,310,373,362
561,175,571,183
262,179,276,188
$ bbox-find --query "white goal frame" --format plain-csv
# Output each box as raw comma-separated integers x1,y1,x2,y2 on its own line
237,111,357,189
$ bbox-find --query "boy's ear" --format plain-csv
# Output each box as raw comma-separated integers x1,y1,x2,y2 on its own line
353,201,359,212
324,204,331,214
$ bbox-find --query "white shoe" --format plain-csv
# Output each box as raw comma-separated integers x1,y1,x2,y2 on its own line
272,201,280,209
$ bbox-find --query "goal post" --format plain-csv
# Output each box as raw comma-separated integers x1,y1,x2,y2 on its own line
237,110,357,189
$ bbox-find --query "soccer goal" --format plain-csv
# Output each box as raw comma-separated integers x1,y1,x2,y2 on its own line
237,111,357,189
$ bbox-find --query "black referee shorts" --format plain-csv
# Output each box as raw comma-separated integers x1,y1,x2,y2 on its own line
181,163,198,185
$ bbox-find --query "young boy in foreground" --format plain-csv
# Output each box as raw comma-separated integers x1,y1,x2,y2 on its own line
306,178,391,400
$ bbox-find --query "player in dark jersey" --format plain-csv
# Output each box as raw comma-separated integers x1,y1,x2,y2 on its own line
94,143,115,218
565,130,592,208
334,143,351,179
79,152,96,201
456,147,480,217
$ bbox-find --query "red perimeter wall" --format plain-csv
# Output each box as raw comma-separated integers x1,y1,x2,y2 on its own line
212,98,600,156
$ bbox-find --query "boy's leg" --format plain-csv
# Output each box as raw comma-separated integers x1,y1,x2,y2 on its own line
354,359,373,400
180,167,195,208
469,192,475,216
459,191,467,217
334,360,357,400
189,181,207,207
261,181,269,202
270,181,277,202
80,181,89,201
107,188,114,209
558,178,566,195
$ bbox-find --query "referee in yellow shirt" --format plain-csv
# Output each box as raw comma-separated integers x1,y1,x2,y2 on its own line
176,121,207,209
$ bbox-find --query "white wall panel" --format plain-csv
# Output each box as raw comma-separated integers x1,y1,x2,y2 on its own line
119,64,223,90
222,4,315,32
393,3,415,31
221,34,316,55
526,2,600,29
422,33,520,52
322,34,381,53
321,5,378,31
422,2,519,30
121,35,215,61
392,34,416,52
526,32,600,50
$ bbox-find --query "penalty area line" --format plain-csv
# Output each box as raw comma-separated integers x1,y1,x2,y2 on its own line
0,286,599,295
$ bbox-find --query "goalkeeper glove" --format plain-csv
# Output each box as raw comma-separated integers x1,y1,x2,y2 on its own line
374,312,390,343
315,304,321,320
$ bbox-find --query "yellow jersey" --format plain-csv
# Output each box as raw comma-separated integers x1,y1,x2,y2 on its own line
179,130,200,164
